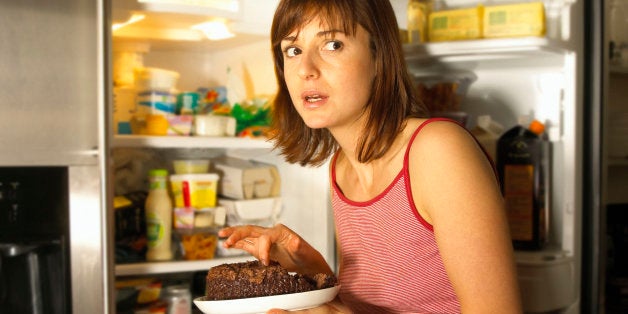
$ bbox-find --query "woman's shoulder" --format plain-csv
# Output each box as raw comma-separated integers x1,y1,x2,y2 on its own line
405,117,489,179
406,118,474,152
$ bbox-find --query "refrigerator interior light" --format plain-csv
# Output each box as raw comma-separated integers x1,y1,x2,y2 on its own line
112,13,146,31
192,20,235,41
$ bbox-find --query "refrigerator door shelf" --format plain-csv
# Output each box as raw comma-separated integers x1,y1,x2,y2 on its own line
515,250,575,313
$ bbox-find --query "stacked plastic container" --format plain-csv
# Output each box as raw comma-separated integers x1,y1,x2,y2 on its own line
132,67,180,135
169,159,223,261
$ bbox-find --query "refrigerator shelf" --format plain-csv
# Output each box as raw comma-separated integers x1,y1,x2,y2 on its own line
608,157,628,166
404,37,567,64
115,255,254,276
112,135,274,149
610,65,628,75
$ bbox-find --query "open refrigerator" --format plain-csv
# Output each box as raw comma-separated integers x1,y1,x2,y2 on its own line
110,1,337,312
109,0,628,313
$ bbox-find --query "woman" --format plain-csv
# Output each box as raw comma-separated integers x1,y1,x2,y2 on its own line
219,0,522,313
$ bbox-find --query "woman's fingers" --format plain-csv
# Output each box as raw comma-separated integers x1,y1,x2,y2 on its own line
217,225,280,264
257,233,274,265
219,225,262,246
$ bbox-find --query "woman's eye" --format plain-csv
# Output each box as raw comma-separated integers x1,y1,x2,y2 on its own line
323,40,343,51
284,46,301,57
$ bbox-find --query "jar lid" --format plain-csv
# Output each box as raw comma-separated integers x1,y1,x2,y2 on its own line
163,285,190,295
148,169,169,177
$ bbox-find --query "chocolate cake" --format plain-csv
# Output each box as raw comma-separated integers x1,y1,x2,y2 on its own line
204,260,337,300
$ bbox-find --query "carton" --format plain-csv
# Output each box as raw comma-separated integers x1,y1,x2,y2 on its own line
212,156,280,200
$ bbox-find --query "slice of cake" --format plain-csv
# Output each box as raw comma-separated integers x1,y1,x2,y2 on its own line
204,260,337,300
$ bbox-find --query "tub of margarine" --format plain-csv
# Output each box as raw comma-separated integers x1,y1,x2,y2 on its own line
170,173,219,209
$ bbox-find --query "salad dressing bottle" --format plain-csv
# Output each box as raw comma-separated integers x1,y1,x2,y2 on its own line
145,169,174,261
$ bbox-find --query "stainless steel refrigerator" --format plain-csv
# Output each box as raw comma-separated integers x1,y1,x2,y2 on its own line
0,0,113,313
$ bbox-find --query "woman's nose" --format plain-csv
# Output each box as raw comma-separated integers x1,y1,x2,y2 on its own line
297,52,320,80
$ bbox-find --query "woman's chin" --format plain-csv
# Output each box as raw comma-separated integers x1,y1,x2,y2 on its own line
303,120,328,129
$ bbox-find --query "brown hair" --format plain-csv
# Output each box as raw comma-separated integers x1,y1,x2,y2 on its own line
270,0,427,167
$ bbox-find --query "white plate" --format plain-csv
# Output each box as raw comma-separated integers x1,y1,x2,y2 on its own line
194,285,340,314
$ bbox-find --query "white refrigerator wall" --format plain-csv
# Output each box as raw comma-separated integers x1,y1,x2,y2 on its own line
143,39,277,96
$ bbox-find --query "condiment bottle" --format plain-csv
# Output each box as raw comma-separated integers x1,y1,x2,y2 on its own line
145,169,174,261
496,117,549,250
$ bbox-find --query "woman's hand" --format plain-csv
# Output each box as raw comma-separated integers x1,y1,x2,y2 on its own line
266,298,352,314
218,223,333,276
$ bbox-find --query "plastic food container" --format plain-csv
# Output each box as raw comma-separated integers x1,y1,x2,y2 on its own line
173,160,210,174
219,197,282,223
134,67,180,92
412,71,477,113
170,173,219,209
176,229,218,260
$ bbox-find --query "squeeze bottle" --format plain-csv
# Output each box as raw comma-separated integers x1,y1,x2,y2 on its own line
145,169,174,261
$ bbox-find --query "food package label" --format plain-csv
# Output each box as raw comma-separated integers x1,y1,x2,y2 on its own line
170,174,219,209
483,2,546,38
428,6,483,42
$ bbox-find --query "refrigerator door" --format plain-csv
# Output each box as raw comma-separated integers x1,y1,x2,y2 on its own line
0,0,104,166
0,1,113,313
581,0,605,313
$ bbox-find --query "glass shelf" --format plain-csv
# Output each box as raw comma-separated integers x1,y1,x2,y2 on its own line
403,37,569,71
610,65,628,75
112,135,274,149
608,157,628,166
115,255,255,276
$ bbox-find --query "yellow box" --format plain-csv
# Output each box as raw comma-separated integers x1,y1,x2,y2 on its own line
428,6,483,42
483,2,545,38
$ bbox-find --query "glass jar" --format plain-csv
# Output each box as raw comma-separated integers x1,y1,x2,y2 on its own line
163,285,191,314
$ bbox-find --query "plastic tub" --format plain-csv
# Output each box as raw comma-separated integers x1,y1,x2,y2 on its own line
175,229,218,260
134,67,180,92
170,173,219,209
219,197,282,223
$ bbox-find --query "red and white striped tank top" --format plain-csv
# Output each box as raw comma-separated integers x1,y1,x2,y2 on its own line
331,118,461,313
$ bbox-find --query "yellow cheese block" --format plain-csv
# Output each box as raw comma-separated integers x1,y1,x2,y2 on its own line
483,2,546,38
428,6,483,42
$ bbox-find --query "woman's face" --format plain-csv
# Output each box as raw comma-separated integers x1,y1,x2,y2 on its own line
280,18,376,132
